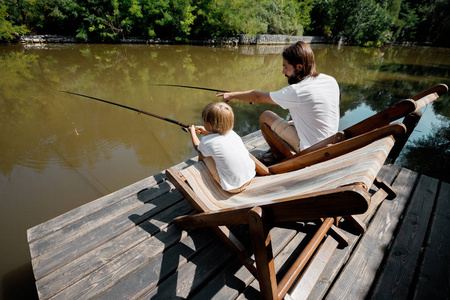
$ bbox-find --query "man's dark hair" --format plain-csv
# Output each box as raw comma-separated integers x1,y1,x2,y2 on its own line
282,41,319,84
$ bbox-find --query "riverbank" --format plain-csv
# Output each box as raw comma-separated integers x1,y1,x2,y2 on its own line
16,34,336,45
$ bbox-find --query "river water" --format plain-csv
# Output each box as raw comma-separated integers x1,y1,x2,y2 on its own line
0,43,448,299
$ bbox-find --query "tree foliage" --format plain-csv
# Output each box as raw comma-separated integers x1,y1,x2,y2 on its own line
0,3,29,40
0,0,448,46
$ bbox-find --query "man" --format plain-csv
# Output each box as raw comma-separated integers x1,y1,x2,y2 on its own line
217,41,340,164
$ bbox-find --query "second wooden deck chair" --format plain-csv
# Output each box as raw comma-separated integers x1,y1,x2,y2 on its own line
262,84,448,167
166,123,405,300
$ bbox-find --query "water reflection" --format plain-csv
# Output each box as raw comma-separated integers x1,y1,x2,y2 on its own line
0,43,448,299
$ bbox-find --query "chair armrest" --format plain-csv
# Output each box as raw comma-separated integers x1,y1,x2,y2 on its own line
173,184,370,228
249,153,270,176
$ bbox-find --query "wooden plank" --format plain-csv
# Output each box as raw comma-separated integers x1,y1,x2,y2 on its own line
369,175,438,299
242,130,267,150
289,236,338,300
190,225,302,300
32,187,182,280
412,181,450,299
138,236,235,299
324,168,418,299
29,181,172,260
308,163,400,300
48,226,214,299
35,200,193,299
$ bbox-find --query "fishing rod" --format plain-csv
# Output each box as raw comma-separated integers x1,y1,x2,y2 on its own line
151,84,254,105
150,84,228,93
60,91,208,134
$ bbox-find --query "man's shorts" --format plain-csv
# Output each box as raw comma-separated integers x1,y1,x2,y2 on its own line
271,117,300,152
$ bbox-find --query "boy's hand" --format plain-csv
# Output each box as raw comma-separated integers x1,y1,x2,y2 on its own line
189,125,201,149
194,125,207,134
189,125,196,134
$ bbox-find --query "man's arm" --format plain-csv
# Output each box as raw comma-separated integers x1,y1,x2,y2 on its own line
217,90,277,105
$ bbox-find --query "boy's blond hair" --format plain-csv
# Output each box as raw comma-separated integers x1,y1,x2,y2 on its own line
202,102,234,135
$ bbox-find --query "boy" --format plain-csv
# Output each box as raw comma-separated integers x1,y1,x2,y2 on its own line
189,102,255,193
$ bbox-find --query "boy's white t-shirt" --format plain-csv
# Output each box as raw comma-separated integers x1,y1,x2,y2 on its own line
269,73,340,151
198,130,255,191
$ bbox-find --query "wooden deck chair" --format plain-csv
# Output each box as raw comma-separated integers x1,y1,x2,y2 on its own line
262,84,448,164
166,123,406,300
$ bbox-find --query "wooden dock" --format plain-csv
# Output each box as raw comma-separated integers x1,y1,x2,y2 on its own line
27,131,450,299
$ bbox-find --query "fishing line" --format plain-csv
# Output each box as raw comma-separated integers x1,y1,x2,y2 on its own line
55,96,80,136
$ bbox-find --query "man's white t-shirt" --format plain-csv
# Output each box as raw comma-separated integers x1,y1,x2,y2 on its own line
198,130,256,191
269,73,340,151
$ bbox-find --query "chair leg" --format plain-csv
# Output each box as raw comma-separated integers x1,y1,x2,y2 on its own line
278,218,335,299
248,207,278,300
213,226,257,277
374,176,397,200
316,219,350,247
343,215,367,233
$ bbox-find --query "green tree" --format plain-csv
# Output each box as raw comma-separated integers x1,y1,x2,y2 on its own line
392,2,419,42
257,0,305,35
0,3,29,40
333,0,393,46
140,0,196,40
192,0,263,37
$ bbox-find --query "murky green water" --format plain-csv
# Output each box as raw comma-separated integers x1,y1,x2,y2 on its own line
0,43,448,299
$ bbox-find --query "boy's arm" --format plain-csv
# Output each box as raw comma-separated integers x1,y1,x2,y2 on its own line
189,125,206,160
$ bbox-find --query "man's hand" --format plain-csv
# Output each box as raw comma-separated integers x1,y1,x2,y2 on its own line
216,93,232,103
